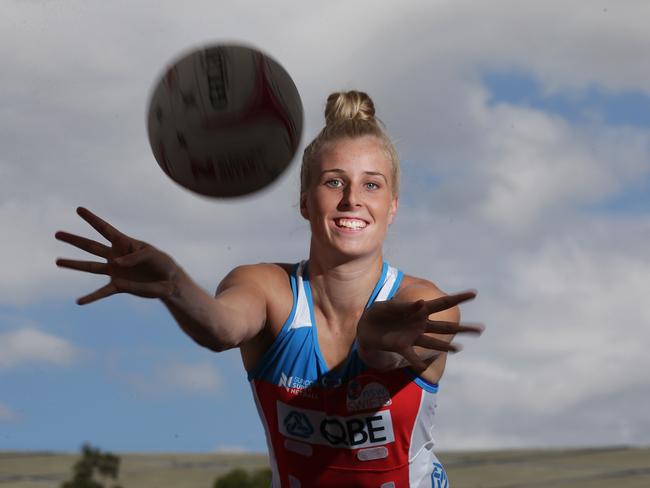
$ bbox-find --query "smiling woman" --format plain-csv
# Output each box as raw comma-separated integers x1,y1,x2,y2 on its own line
55,90,482,488
300,136,398,262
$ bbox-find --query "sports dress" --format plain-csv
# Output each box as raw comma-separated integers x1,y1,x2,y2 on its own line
248,261,449,488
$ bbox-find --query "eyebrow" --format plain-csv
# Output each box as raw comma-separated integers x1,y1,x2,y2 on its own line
320,168,388,182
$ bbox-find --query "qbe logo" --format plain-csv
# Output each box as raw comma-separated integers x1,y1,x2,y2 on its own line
283,411,313,438
320,415,388,446
277,401,394,449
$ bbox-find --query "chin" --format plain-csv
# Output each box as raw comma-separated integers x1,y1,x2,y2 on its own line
326,241,383,261
311,225,386,261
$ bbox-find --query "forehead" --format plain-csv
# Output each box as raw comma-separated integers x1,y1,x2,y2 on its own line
317,136,392,174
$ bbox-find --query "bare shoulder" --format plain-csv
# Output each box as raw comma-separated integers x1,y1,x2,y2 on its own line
396,274,446,300
395,274,459,321
215,262,294,330
216,262,292,294
219,263,296,372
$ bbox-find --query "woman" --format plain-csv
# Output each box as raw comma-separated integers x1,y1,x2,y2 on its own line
56,91,482,487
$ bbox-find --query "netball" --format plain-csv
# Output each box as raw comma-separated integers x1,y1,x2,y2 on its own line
146,44,303,198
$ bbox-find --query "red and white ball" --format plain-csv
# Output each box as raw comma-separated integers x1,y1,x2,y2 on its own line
146,44,303,198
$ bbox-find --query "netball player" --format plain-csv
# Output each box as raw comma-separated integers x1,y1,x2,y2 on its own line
56,91,483,487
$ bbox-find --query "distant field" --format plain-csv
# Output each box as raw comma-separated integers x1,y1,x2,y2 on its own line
440,447,650,487
1,447,649,487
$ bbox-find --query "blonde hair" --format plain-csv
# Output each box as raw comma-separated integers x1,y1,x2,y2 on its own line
300,91,400,196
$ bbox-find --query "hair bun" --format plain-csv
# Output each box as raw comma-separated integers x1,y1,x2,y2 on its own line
324,91,376,125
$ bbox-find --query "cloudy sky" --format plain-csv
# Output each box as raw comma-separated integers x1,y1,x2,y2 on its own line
2,0,649,453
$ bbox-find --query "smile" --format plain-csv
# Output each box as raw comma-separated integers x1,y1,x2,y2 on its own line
334,218,368,230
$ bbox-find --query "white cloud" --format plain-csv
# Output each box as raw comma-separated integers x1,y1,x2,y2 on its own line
4,0,650,305
0,328,81,369
407,213,650,448
472,104,650,230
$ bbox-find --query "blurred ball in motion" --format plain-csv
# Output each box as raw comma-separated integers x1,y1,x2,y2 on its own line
146,44,303,197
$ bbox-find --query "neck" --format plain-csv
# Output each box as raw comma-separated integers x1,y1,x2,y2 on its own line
306,245,384,325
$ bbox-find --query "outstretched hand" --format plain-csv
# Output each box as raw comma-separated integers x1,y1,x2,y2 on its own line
357,292,484,371
55,207,178,305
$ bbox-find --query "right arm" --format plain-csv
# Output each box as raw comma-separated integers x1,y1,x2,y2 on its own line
161,265,268,352
56,207,268,352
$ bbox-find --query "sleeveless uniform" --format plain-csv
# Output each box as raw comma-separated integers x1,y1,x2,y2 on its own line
248,261,449,488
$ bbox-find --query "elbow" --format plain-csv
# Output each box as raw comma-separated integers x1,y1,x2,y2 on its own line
192,334,238,353
202,341,229,353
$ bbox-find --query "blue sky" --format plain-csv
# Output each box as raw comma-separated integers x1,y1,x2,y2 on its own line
484,71,650,215
1,298,258,452
484,71,650,127
2,0,650,454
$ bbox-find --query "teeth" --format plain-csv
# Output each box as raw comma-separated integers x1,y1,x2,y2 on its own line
336,218,367,229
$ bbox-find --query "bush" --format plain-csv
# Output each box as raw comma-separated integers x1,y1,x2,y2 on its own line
213,467,272,488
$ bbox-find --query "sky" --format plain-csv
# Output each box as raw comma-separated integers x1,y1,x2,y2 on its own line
1,0,650,454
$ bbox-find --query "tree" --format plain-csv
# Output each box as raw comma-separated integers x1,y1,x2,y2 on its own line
61,444,123,488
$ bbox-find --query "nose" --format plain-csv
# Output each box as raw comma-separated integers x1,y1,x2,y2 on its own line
338,184,362,210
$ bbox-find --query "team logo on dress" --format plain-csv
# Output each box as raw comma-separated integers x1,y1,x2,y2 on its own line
432,462,449,488
278,373,317,398
283,411,313,439
346,377,392,412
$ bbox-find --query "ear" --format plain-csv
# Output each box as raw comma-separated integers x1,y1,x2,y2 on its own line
300,192,310,220
387,195,399,225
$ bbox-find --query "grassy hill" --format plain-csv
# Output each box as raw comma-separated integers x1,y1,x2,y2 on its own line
1,446,649,487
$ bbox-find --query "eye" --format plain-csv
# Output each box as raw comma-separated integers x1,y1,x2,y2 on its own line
365,181,380,190
325,179,343,188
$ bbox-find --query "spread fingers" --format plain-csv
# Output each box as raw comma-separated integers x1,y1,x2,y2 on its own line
423,291,476,314
77,283,118,305
76,207,123,243
424,320,485,335
56,258,109,275
112,278,174,299
414,335,461,353
55,231,112,258
400,347,431,372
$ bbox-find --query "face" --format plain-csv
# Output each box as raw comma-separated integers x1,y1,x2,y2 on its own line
300,136,399,260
